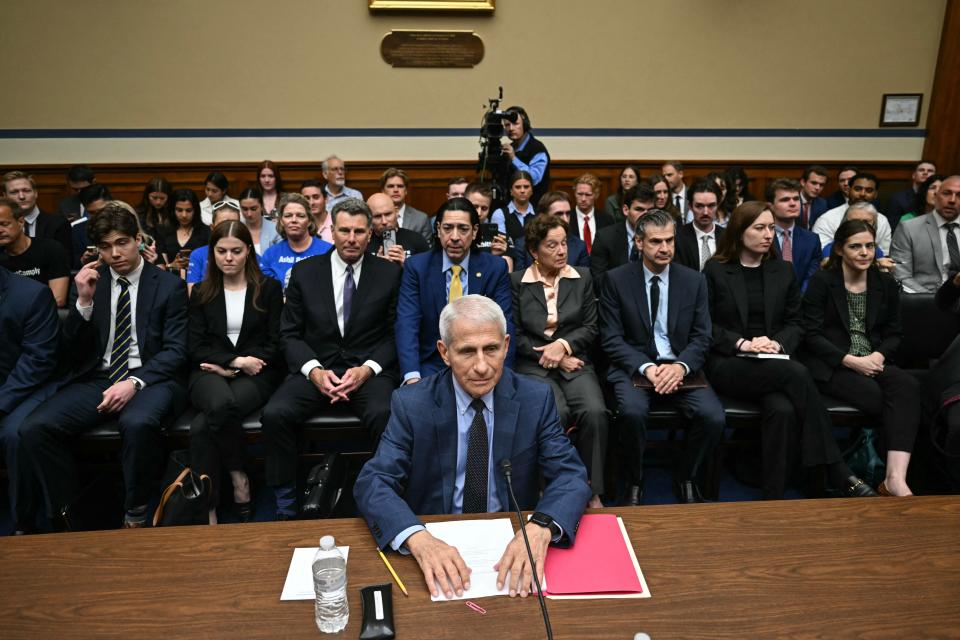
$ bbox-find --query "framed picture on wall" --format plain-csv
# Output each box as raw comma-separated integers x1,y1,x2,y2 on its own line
369,0,495,11
879,93,923,127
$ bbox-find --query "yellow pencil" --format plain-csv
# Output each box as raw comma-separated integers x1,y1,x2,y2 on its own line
378,549,409,596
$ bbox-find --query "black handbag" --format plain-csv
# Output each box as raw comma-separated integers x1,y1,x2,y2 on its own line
153,450,211,527
301,453,346,519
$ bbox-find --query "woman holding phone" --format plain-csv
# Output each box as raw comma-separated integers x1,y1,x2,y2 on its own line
157,189,210,272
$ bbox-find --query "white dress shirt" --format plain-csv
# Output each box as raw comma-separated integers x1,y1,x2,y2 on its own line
576,208,596,241
693,224,717,269
23,206,40,237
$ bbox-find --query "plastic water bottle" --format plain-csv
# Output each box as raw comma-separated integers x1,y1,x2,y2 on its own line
313,535,348,633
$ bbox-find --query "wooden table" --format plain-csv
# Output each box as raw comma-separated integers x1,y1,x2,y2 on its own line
2,497,959,639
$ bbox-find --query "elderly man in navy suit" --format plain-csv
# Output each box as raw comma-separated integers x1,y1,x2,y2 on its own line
356,294,590,600
600,209,725,505
769,178,823,291
19,202,188,529
396,198,513,384
0,262,60,534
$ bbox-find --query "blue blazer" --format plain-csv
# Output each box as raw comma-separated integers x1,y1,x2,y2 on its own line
396,250,514,378
354,368,591,549
62,261,188,387
0,267,60,415
599,261,712,385
775,226,822,292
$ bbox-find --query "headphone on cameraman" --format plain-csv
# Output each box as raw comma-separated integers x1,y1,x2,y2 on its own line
505,106,531,133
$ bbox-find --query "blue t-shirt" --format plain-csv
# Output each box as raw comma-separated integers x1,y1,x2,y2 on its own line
261,237,333,288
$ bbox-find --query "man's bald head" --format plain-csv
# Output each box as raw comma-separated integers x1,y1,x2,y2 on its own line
368,192,399,235
935,175,960,221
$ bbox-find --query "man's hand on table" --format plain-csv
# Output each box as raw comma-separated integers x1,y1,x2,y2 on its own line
494,522,551,598
405,530,472,599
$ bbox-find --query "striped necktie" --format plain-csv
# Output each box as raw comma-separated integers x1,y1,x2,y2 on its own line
108,277,132,385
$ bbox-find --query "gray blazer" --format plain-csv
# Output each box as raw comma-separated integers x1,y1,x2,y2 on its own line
891,214,947,293
510,266,598,380
400,205,433,246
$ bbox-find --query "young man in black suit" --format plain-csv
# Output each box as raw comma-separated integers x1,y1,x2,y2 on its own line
19,201,189,528
260,197,403,519
674,180,726,272
589,183,656,284
600,209,725,504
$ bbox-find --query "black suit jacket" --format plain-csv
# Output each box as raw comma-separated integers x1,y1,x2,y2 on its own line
800,268,902,382
510,266,598,380
281,252,402,379
33,208,73,259
367,227,430,259
600,261,712,379
568,210,615,242
63,261,189,387
674,223,725,272
589,222,631,283
703,259,804,366
187,277,284,390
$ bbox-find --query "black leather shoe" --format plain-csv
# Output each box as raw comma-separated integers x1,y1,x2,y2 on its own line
843,476,879,498
275,512,297,521
673,480,705,504
625,484,644,506
237,502,253,523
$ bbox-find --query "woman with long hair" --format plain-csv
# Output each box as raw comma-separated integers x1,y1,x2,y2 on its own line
802,219,920,496
199,172,240,226
257,160,284,218
237,186,281,254
604,164,642,222
135,176,174,235
157,188,210,269
703,201,877,499
188,220,284,523
899,174,946,224
490,170,535,243
647,173,682,224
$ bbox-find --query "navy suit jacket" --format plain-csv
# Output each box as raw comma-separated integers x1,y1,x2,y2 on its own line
806,197,830,228
396,250,513,378
775,226,822,292
885,187,916,229
0,267,60,415
353,369,591,549
599,261,712,385
62,261,188,387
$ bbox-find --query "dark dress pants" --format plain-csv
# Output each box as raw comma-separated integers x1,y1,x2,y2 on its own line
708,357,843,499
260,373,395,487
188,370,280,506
818,364,920,453
540,370,610,495
610,368,725,485
3,382,59,526
18,372,185,518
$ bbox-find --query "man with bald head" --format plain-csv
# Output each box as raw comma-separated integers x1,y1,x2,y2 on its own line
891,175,960,293
367,193,429,266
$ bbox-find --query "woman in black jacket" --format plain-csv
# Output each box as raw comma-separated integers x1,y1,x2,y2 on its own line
188,220,284,523
802,219,920,496
703,201,875,499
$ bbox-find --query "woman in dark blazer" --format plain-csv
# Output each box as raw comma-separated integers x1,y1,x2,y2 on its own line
802,219,920,496
511,213,608,507
188,220,284,523
703,201,875,499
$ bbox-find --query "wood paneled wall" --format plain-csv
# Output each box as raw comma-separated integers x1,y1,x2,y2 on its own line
4,160,918,216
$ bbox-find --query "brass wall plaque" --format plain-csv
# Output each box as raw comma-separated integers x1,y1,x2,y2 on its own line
380,30,484,68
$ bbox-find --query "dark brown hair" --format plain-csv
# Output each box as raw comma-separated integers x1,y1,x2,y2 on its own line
824,219,877,271
257,160,284,193
712,201,776,263
196,220,266,311
523,213,568,257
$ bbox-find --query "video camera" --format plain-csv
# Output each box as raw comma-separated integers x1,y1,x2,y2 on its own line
477,87,519,202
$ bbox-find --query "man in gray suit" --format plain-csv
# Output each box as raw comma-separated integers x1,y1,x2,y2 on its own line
380,168,433,246
891,175,960,293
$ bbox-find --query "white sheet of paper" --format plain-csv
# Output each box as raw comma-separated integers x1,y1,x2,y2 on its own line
426,517,518,602
280,546,350,601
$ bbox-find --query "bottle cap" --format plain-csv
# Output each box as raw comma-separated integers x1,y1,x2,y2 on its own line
320,535,335,550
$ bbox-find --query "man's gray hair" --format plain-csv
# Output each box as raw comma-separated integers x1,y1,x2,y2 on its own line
331,197,371,225
439,295,507,344
634,208,675,239
321,154,343,173
843,201,878,221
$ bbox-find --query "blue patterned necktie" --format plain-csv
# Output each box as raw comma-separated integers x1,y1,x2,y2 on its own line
108,277,132,385
462,398,489,513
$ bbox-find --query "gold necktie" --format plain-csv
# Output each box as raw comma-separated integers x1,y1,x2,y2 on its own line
449,264,463,302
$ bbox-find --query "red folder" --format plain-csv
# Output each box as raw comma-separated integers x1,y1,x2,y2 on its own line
543,513,643,595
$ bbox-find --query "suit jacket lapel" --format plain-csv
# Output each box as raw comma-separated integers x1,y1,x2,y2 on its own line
829,270,850,329
428,251,447,319
235,287,253,347
492,372,520,509
667,268,680,336
924,216,944,268
345,258,375,337
135,264,159,350
315,257,339,338
556,276,574,311
632,263,652,330
865,269,882,330
433,373,459,514
762,262,777,331
727,263,749,329
94,266,112,350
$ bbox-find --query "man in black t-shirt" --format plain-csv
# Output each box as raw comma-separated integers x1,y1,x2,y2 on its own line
0,198,69,306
